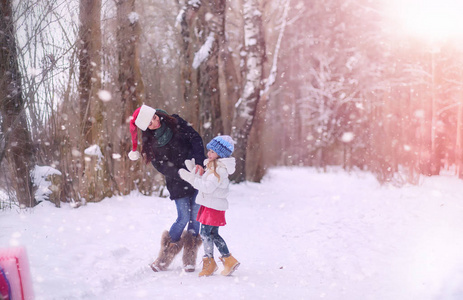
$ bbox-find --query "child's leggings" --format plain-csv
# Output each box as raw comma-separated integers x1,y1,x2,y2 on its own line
200,224,230,258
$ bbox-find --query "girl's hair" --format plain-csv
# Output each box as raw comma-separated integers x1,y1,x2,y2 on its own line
206,159,220,180
141,111,178,163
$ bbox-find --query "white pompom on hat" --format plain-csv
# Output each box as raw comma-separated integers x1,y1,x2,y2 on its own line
128,104,156,161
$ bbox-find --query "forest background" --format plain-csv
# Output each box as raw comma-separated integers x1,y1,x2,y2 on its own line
2,0,463,208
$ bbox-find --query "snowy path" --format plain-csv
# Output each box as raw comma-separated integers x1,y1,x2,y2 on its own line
1,167,463,299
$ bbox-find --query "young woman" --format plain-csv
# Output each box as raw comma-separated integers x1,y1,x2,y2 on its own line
178,135,240,277
128,104,206,272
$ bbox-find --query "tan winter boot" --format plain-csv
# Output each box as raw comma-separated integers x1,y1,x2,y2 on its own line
181,231,202,272
150,231,184,272
198,257,218,277
219,255,240,276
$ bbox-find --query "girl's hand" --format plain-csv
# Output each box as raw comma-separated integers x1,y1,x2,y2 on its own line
184,158,196,172
195,165,205,176
183,159,204,175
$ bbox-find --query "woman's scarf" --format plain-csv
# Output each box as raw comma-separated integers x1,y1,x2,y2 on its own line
152,121,173,147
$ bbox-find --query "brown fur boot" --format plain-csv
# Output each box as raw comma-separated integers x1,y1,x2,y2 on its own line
150,231,184,272
181,231,202,272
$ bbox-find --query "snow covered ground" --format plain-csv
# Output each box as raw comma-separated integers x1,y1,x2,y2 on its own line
1,167,463,300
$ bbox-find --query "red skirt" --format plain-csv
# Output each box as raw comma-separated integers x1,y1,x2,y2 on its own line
197,206,226,226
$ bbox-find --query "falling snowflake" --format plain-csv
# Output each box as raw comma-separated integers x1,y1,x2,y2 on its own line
341,132,354,143
98,90,112,102
128,12,139,24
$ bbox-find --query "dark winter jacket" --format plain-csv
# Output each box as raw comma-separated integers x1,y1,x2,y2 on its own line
149,115,206,200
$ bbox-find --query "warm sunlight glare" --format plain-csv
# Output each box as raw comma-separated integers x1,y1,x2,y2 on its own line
391,0,463,42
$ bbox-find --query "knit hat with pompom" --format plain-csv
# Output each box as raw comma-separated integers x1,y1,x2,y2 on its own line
206,135,235,158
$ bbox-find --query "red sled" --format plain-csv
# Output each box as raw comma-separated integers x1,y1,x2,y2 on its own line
0,247,34,300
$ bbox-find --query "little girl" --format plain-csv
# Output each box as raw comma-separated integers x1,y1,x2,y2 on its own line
178,135,240,277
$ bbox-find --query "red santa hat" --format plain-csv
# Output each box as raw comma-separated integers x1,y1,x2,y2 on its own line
128,104,156,161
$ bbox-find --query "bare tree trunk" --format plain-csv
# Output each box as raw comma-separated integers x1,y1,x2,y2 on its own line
179,0,224,141
419,78,433,176
78,0,99,147
230,0,265,183
178,1,202,126
430,51,440,175
116,0,147,195
0,0,37,207
77,0,114,202
246,95,267,182
197,0,225,141
457,71,463,179
219,41,240,130
247,0,290,182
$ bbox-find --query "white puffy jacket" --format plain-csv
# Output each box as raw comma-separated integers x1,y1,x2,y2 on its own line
192,157,236,211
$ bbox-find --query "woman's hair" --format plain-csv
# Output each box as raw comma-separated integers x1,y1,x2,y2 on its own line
155,110,177,129
140,111,178,163
206,159,220,181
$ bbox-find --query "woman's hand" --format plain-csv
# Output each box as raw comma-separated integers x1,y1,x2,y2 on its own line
184,159,204,175
195,165,205,176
